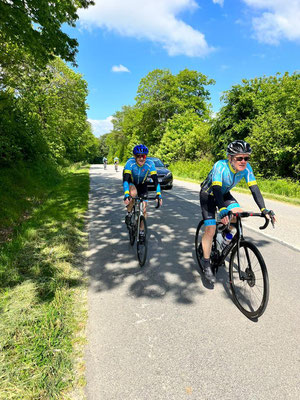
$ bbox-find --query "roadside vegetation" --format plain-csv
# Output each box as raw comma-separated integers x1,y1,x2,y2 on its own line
1,3,98,398
0,163,89,399
101,70,300,203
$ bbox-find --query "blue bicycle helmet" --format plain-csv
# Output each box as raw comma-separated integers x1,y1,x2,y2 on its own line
227,140,252,155
133,144,149,155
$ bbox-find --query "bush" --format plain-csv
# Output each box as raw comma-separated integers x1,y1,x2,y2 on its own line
168,158,214,182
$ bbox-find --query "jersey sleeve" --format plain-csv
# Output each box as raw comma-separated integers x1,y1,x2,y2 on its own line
123,160,132,196
211,161,225,188
244,164,257,187
149,161,161,196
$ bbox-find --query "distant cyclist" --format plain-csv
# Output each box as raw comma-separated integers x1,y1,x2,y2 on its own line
103,157,107,170
199,140,276,283
114,157,119,172
123,144,162,242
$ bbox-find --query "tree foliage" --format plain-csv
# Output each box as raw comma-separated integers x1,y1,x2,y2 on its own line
156,111,211,163
0,0,94,67
210,72,300,178
106,68,214,162
0,57,99,165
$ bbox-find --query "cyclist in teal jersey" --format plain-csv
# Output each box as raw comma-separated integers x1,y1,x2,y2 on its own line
123,144,162,241
199,140,276,283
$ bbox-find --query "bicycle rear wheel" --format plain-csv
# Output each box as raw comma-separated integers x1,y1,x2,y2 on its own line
195,220,205,269
229,241,269,319
137,216,147,267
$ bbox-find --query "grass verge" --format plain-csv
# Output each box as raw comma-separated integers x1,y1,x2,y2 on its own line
0,164,89,399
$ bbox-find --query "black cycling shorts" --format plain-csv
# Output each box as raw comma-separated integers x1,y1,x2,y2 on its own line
129,182,148,200
199,190,239,222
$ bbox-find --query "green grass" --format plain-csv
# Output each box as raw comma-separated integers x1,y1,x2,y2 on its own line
169,160,300,205
0,162,63,231
169,158,214,182
0,164,89,399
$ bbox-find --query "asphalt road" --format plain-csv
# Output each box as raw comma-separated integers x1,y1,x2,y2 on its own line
85,164,300,400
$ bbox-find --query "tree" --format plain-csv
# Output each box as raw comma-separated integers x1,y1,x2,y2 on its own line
210,72,300,178
0,0,94,67
0,57,98,165
156,111,211,162
106,68,214,163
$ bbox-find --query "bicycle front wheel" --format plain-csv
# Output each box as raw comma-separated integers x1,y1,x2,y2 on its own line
137,216,147,267
129,224,135,246
229,241,269,319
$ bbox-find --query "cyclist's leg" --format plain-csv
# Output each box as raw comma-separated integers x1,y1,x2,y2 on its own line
127,184,137,213
224,192,242,229
200,190,216,259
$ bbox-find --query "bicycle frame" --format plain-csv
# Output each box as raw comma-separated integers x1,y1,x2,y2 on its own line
213,212,271,281
130,196,159,243
132,198,144,243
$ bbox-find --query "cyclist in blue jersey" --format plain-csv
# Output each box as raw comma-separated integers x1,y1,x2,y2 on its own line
103,156,107,170
123,144,162,242
199,140,276,283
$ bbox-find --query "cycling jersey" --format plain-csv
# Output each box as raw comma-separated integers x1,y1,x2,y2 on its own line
200,159,265,225
123,158,161,197
201,160,257,194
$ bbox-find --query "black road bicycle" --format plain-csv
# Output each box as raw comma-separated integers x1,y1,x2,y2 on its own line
195,212,275,319
126,196,160,267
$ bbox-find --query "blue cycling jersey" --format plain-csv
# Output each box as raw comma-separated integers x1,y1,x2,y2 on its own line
201,160,257,194
123,158,161,196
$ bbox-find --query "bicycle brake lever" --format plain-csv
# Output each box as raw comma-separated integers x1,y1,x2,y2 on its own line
271,217,275,229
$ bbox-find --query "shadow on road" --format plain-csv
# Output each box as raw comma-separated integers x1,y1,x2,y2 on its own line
87,167,273,308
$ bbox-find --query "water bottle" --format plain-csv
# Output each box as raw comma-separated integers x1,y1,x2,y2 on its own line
220,232,233,250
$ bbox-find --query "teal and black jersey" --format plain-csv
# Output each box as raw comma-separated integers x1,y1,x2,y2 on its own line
201,160,257,195
123,158,161,197
200,159,265,223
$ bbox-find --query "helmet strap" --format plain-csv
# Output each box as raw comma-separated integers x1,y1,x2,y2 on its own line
229,155,238,172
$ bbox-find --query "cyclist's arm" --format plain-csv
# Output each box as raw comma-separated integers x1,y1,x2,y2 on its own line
212,184,226,212
211,161,226,214
151,173,161,197
123,166,132,198
249,184,265,211
149,164,161,197
244,164,266,211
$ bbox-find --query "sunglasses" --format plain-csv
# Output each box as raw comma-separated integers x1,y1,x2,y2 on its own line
136,154,146,159
234,156,250,162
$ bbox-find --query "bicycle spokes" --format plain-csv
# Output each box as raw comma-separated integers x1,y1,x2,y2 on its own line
229,241,269,319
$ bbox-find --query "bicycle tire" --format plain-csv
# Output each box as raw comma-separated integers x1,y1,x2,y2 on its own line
129,224,135,246
137,216,147,267
195,220,205,269
229,241,269,319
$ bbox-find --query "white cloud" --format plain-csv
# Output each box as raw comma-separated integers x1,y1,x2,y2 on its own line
78,0,214,57
242,0,300,44
213,0,224,6
88,116,114,137
112,64,130,73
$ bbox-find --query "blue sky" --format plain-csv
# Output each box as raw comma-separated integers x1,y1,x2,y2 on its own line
66,0,300,136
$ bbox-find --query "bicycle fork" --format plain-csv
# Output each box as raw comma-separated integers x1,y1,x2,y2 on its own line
235,220,253,282
136,201,144,243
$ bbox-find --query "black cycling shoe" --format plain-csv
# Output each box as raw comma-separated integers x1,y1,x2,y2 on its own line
125,213,132,226
200,258,216,283
139,230,145,244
